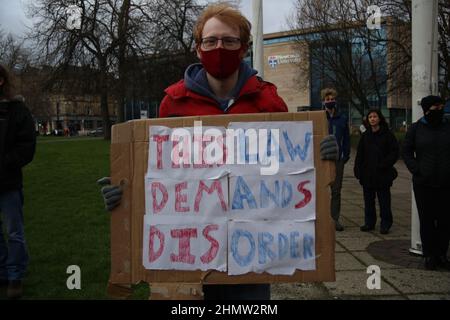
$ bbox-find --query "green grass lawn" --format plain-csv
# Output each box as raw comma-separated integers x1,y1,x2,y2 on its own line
19,136,148,299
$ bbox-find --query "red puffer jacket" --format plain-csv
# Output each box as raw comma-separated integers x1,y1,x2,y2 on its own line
159,75,288,117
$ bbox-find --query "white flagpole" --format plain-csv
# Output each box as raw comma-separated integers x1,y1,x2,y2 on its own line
252,0,264,78
410,0,439,255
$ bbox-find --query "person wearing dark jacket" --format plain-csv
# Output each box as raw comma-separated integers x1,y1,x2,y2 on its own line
99,4,339,300
354,109,399,234
321,88,350,231
402,95,450,271
0,64,36,299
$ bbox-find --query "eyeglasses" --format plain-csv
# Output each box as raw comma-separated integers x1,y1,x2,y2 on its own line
200,37,241,51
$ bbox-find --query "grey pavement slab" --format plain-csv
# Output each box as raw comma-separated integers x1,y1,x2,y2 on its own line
381,269,450,294
335,252,366,271
324,270,400,297
352,251,404,270
337,236,382,251
335,226,381,239
335,242,346,253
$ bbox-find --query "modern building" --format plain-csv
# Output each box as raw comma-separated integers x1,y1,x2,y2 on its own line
247,22,413,130
41,94,118,135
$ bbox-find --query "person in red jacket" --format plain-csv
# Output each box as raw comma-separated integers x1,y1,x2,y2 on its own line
99,3,338,300
158,5,287,117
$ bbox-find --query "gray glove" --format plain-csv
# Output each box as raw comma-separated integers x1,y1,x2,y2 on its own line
97,177,123,211
320,135,339,161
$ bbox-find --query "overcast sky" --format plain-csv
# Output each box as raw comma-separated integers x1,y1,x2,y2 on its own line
0,0,295,38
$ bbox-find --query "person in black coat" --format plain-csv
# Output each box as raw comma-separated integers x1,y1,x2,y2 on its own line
0,64,36,299
354,109,399,234
402,95,450,271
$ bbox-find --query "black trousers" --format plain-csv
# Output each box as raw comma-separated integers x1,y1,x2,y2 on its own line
362,186,393,229
413,184,450,258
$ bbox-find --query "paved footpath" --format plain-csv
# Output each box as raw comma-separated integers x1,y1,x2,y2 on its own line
272,150,450,300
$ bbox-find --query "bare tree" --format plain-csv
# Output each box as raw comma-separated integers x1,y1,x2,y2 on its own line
27,0,156,138
290,0,450,116
290,0,414,117
27,0,205,137
0,31,28,70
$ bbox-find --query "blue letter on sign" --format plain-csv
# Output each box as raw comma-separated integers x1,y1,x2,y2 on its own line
231,229,256,267
278,233,289,260
258,232,276,264
290,231,301,258
283,131,312,161
232,176,257,209
281,181,293,208
260,180,280,208
303,234,314,259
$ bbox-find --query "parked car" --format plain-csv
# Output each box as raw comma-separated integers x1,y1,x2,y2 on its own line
88,127,103,137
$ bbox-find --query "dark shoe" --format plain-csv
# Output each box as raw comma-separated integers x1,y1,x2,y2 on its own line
360,225,375,232
437,256,450,271
7,280,23,300
424,257,439,271
335,220,344,232
380,227,390,235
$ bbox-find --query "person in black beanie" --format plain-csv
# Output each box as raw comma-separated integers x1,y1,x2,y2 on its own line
402,95,450,271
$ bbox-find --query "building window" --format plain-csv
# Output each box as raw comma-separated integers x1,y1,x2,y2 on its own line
84,120,93,130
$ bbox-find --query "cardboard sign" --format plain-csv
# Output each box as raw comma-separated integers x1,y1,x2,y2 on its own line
109,112,335,285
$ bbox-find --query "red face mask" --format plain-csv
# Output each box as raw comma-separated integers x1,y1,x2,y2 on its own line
199,48,242,79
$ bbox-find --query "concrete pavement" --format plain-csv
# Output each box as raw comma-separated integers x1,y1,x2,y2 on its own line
271,151,450,300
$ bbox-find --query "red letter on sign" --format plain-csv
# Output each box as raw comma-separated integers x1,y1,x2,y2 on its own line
151,182,168,213
194,180,227,212
149,226,165,262
152,135,169,169
175,182,189,212
200,224,219,264
295,180,312,209
170,228,197,264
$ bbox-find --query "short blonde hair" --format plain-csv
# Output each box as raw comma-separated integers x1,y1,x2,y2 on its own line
194,3,251,48
321,88,337,100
